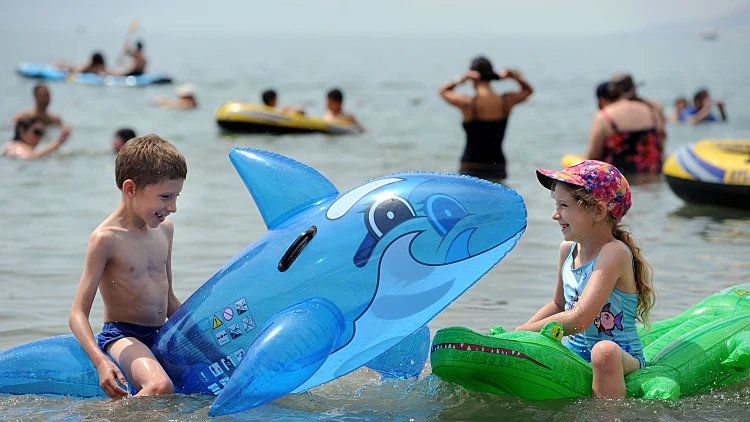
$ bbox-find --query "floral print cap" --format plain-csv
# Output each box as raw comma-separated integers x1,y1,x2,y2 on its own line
536,160,632,222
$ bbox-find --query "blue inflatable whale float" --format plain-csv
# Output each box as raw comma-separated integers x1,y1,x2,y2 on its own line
0,148,527,416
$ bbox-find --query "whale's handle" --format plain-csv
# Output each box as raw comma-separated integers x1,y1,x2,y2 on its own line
278,226,317,272
208,297,345,417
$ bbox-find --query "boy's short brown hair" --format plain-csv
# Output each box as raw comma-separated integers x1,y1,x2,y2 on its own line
115,134,187,189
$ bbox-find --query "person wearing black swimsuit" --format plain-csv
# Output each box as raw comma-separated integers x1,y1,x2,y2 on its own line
439,56,533,181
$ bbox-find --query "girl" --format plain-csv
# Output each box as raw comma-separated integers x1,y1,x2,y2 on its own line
516,160,655,398
2,117,72,159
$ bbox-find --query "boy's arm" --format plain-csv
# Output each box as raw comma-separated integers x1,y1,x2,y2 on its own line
68,230,129,398
164,221,182,318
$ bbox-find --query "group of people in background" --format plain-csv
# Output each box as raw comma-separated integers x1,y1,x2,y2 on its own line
260,87,364,132
670,89,728,124
1,81,138,158
55,40,148,77
3,50,730,175
440,55,728,182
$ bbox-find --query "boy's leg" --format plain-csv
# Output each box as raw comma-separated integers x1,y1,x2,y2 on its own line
106,337,174,396
590,340,641,399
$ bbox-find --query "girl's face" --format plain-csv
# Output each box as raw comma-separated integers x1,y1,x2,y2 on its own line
551,184,594,242
21,122,46,147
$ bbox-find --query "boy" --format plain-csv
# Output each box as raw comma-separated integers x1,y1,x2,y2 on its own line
69,134,187,398
323,88,364,132
261,89,305,114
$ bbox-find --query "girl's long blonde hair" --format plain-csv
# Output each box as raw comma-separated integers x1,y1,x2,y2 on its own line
555,182,656,326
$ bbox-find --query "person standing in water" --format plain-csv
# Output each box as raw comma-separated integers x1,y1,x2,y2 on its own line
584,74,664,175
439,56,533,181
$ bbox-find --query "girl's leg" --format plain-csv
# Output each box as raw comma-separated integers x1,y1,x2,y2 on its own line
590,340,641,398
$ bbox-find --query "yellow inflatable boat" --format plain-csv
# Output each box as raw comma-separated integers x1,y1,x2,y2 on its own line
215,102,360,135
663,139,750,209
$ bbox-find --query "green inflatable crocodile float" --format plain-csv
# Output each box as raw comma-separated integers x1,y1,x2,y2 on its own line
431,283,750,400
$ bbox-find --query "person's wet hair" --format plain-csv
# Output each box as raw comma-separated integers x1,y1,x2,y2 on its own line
262,89,277,106
33,84,48,96
694,89,709,103
470,56,500,81
13,117,44,143
327,88,343,103
596,82,619,102
92,52,105,66
115,128,137,144
136,40,143,50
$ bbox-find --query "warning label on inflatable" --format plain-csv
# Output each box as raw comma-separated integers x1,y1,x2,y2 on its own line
235,297,248,315
212,315,223,329
241,315,256,333
215,329,230,346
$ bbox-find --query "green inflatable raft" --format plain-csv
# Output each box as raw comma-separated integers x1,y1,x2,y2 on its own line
430,283,750,400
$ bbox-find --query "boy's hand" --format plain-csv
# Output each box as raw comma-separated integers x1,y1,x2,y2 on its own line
97,361,129,399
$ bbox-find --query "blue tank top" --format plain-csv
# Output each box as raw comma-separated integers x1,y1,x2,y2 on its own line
562,241,644,364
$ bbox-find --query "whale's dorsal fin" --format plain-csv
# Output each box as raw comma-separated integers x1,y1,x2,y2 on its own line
229,148,339,230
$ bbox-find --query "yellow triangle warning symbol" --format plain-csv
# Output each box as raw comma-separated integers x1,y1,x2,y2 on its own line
212,315,223,329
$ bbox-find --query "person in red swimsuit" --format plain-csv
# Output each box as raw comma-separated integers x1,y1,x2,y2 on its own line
585,74,665,176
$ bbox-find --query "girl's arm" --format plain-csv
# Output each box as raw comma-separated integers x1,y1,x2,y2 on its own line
518,241,573,327
516,242,630,335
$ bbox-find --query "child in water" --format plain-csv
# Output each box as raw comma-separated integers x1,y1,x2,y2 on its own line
69,135,187,398
516,160,655,398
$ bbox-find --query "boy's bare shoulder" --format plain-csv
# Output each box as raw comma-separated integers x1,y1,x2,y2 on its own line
87,224,120,256
161,219,175,238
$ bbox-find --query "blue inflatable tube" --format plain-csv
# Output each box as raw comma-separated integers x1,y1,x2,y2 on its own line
0,148,528,415
15,62,173,86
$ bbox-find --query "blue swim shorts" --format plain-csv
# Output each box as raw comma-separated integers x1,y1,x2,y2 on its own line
96,322,162,353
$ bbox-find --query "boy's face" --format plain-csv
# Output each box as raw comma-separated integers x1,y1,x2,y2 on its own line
132,178,185,228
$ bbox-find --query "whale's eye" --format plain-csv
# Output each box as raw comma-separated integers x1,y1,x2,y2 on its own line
426,194,468,235
367,196,416,238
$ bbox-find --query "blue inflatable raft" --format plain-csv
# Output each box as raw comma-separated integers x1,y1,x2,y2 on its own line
15,62,173,87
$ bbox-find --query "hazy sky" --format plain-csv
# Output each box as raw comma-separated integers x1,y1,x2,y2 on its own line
2,0,747,36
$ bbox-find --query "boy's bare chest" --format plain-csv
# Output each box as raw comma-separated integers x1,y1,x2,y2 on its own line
111,232,168,280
